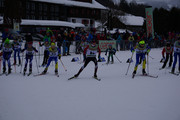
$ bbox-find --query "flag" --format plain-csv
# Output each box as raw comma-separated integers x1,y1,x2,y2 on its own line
145,7,154,39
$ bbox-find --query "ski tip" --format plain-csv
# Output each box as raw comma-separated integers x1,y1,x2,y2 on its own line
169,72,179,76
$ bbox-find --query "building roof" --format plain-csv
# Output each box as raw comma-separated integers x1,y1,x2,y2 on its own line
118,14,144,26
0,18,85,28
21,19,85,28
32,0,106,9
109,28,132,34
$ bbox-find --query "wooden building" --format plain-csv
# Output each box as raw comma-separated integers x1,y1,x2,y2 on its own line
0,0,106,29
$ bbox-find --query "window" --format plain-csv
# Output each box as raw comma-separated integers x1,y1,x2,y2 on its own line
31,3,35,10
72,19,76,23
26,15,30,19
0,0,4,7
50,5,54,12
82,19,89,25
31,15,35,19
26,2,30,10
55,5,59,12
90,20,94,24
55,17,59,20
39,16,42,20
43,4,48,11
39,3,42,11
44,16,47,20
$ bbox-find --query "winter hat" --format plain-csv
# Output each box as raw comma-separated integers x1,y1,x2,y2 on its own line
139,40,145,45
28,41,33,45
4,38,10,44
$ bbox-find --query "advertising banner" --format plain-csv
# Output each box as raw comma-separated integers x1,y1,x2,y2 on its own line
99,40,116,51
145,7,154,38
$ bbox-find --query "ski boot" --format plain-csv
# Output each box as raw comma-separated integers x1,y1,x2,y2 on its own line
55,69,58,75
18,60,21,66
74,74,79,78
23,67,27,76
13,61,16,65
29,68,32,74
8,67,11,74
94,74,97,78
3,67,6,73
171,67,175,74
42,68,48,74
133,70,136,75
142,69,147,75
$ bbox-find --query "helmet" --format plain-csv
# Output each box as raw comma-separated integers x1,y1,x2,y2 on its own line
166,42,171,47
4,38,10,44
51,43,55,46
139,40,145,45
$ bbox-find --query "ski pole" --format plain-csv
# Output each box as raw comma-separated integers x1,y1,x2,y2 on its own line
60,59,67,71
115,55,122,63
125,52,134,75
149,55,154,59
147,54,149,74
20,52,24,73
79,52,82,63
35,53,39,73
0,57,1,74
14,63,16,73
38,43,40,67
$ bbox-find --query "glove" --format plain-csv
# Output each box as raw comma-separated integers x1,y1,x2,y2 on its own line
98,55,101,62
83,54,86,61
58,54,61,59
105,53,107,56
113,51,116,55
147,49,150,55
131,47,135,53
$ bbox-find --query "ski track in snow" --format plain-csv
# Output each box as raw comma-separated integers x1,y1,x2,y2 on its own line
0,48,180,120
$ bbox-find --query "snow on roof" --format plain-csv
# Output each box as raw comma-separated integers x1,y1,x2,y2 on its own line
119,14,144,26
21,19,85,28
32,0,106,9
0,18,85,28
109,28,132,34
0,16,3,25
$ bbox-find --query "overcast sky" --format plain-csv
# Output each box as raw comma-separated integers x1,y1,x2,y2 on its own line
115,0,176,3
113,0,180,8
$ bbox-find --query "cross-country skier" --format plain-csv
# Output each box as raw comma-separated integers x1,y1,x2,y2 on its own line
42,43,61,75
171,38,180,73
105,44,116,64
72,40,101,79
39,32,51,66
131,40,150,76
160,42,173,69
1,38,13,74
79,40,89,62
12,38,21,65
21,42,38,75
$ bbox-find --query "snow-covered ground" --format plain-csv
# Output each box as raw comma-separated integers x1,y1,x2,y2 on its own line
0,48,180,120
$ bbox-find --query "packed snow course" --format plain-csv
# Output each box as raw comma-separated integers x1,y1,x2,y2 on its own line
0,48,180,120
